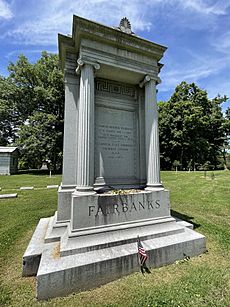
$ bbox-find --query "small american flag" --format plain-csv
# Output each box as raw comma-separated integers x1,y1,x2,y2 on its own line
137,237,151,274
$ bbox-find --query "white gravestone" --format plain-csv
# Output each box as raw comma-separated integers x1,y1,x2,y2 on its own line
22,16,206,300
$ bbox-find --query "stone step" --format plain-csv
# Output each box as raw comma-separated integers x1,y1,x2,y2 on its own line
44,213,68,243
60,219,185,256
37,227,206,300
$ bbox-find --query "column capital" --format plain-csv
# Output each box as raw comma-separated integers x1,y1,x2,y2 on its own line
75,58,100,75
139,75,161,88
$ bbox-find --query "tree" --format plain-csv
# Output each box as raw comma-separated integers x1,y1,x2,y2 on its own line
0,52,64,170
17,112,62,170
158,82,229,170
0,76,19,145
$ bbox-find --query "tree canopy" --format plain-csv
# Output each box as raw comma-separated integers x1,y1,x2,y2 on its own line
158,81,230,170
0,52,64,170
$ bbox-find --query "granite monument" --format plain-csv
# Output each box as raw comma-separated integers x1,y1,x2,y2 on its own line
22,15,206,300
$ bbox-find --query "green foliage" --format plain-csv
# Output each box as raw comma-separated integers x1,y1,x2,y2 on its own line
0,51,64,170
17,112,62,169
0,77,18,145
159,82,229,170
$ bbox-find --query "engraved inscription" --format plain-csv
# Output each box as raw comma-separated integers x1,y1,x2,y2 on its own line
95,107,136,178
88,200,161,216
96,124,134,159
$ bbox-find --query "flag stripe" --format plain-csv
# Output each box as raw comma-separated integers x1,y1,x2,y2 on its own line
137,238,148,266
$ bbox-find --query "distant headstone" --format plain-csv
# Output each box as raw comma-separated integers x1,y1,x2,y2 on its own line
40,162,48,170
23,15,206,300
0,193,17,199
47,185,59,189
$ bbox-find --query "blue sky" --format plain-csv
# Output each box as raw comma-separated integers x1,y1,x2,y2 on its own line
0,0,229,111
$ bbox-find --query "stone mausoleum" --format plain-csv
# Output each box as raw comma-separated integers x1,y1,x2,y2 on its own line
23,15,206,300
0,147,18,175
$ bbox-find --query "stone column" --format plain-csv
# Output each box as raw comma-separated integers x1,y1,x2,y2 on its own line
57,54,79,222
141,75,163,190
74,59,100,194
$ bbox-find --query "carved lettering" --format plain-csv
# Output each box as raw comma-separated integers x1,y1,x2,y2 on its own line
89,199,161,217
122,203,128,212
96,123,134,160
113,204,120,215
148,201,154,210
96,206,106,216
155,200,160,209
89,206,95,216
130,202,137,212
138,202,145,210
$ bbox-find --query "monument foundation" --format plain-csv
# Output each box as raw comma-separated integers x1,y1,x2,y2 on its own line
22,16,206,300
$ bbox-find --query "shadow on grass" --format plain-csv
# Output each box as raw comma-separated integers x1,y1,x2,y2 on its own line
171,209,201,229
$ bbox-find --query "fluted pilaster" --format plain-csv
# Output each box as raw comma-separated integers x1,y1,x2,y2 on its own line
143,76,163,190
75,60,99,194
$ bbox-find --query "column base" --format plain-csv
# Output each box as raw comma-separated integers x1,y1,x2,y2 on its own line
74,186,97,196
145,183,164,191
94,177,111,193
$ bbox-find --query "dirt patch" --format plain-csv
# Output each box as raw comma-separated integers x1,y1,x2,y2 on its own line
52,242,60,259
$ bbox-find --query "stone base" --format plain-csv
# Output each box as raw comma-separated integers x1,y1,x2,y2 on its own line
23,212,206,300
57,184,75,222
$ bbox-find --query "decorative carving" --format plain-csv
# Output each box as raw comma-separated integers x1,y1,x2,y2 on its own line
139,75,161,88
76,58,100,75
96,79,136,98
118,17,134,35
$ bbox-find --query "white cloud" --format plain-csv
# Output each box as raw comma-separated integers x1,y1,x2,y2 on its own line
3,0,154,45
2,0,229,45
0,0,13,19
180,0,229,15
159,52,230,96
211,31,230,54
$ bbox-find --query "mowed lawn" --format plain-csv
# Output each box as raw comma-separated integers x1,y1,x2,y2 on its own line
0,171,229,306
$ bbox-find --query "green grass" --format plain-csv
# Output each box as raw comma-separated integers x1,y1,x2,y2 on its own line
0,171,229,306
0,171,61,191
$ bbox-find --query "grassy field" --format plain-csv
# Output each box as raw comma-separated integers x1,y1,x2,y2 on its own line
0,171,229,306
